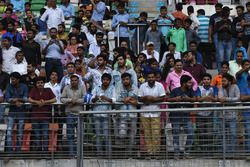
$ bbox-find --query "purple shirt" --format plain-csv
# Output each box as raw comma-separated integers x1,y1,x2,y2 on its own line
165,70,198,92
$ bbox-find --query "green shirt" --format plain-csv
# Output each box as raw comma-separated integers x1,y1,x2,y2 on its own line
166,27,187,52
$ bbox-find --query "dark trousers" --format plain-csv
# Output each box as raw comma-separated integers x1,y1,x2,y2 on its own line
45,58,64,82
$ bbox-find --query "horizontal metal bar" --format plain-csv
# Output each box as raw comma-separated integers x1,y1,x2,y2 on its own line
79,105,250,115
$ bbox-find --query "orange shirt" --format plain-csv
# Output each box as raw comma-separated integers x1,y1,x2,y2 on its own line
172,11,188,21
211,74,222,89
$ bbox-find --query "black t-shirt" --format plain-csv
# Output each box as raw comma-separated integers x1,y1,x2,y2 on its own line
232,16,244,38
216,18,232,41
169,87,196,117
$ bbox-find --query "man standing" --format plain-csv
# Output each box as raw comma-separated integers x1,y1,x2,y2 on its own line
241,2,250,57
218,73,240,152
40,0,65,29
165,59,197,93
112,2,130,47
29,77,56,152
5,72,28,152
183,51,206,84
229,50,244,78
1,37,20,74
22,29,41,68
112,54,137,92
116,73,138,152
168,75,197,158
138,71,165,155
42,28,64,82
84,54,112,88
91,73,115,156
90,0,106,27
61,75,86,155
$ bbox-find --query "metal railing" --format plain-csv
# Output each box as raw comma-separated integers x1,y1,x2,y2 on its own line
1,102,250,167
117,23,174,54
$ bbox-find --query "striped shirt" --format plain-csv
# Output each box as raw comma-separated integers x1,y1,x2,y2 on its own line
197,15,209,43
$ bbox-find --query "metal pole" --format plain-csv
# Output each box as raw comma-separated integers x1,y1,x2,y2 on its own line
222,105,226,167
137,26,140,54
51,105,55,167
117,24,120,47
77,116,83,167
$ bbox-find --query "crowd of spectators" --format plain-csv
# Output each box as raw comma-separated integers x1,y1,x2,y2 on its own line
0,0,250,159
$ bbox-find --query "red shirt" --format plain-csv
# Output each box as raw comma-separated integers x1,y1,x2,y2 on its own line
29,88,55,119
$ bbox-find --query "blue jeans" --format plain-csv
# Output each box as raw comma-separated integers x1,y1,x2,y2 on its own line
6,117,24,152
67,114,78,155
217,40,232,70
45,58,64,82
219,119,237,152
118,117,137,151
32,120,49,151
171,116,193,153
213,33,220,69
94,117,111,155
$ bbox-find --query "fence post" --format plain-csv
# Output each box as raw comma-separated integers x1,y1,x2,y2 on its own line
77,115,84,167
222,105,226,167
137,26,140,54
117,24,120,47
51,105,55,167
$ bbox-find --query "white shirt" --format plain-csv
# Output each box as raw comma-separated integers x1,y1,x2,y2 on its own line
229,60,242,78
189,13,200,31
138,82,166,118
86,32,96,46
11,61,27,75
44,82,61,103
88,43,101,57
160,51,181,67
40,7,65,29
84,66,112,88
2,46,20,74
142,50,160,62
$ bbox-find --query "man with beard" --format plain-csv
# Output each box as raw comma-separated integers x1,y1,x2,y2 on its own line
88,32,104,57
138,71,165,155
168,75,197,158
112,54,137,92
84,54,112,89
183,51,206,84
22,29,41,68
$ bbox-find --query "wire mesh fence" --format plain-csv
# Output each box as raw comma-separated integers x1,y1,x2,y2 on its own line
0,103,250,167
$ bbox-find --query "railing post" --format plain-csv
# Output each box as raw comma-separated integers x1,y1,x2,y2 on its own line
137,26,140,54
77,114,84,167
117,24,120,47
222,104,226,167
51,104,55,167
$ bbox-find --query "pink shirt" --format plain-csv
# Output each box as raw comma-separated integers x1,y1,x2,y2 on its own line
165,70,198,92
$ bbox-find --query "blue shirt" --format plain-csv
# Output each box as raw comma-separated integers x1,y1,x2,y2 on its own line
240,86,250,116
36,17,47,33
91,1,106,22
91,85,116,117
237,71,249,91
198,15,209,42
59,4,75,18
5,83,28,117
112,13,130,37
155,14,175,37
2,32,23,47
11,0,24,12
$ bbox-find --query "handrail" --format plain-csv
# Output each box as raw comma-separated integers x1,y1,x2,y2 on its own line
79,105,250,115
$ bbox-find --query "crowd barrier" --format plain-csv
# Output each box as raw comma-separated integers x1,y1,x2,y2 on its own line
0,102,250,167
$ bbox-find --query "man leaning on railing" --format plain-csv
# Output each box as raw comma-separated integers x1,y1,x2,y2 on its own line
138,71,166,156
61,74,86,156
29,77,56,152
5,72,28,152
